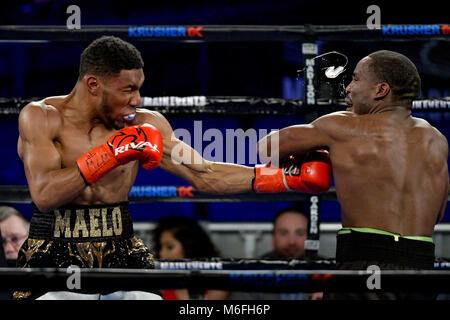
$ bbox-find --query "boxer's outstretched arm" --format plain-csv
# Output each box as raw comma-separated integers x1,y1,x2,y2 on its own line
257,112,344,160
161,140,254,194
141,111,253,194
18,104,85,212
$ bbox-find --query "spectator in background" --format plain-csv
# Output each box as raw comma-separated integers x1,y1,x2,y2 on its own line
0,231,7,267
0,206,28,300
152,216,229,300
229,204,323,300
0,228,11,300
0,206,28,267
263,205,308,260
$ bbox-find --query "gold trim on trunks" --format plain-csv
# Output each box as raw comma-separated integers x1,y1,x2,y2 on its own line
13,291,32,300
128,236,155,264
68,241,116,268
20,239,53,262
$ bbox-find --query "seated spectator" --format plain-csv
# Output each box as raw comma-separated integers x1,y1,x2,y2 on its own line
229,204,323,300
0,206,29,300
152,216,229,300
263,205,308,260
0,206,28,267
0,228,9,300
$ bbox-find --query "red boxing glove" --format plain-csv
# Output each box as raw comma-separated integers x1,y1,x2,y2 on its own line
252,149,332,194
76,123,163,184
300,149,332,193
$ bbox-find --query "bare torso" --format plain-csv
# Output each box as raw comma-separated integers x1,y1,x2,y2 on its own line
326,111,448,236
18,96,160,205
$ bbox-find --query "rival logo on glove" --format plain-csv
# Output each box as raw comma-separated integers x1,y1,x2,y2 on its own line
114,141,160,156
77,123,163,185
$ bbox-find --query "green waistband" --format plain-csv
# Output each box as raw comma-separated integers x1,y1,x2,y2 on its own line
338,227,434,243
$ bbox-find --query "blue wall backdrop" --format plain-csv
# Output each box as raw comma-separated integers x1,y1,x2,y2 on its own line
0,0,448,223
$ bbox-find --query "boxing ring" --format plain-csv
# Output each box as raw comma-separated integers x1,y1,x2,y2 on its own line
0,24,449,298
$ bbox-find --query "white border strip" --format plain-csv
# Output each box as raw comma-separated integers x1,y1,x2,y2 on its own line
133,222,450,233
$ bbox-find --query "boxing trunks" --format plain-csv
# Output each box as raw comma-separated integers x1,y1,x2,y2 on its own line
323,227,436,300
14,202,156,300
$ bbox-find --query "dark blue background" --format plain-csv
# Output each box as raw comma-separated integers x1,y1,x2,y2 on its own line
0,0,448,223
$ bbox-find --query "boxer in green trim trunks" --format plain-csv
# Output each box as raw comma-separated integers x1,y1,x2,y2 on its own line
257,50,449,299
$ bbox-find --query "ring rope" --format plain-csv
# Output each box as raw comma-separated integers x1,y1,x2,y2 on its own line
0,25,449,42
1,185,449,203
2,267,450,293
153,258,450,270
1,96,449,115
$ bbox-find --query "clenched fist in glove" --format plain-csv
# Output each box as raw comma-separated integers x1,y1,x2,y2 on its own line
76,123,163,184
252,149,332,194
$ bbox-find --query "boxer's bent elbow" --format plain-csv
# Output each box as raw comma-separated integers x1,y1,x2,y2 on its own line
32,197,54,213
30,188,57,213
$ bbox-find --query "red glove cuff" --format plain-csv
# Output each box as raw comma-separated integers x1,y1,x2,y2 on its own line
252,164,288,193
76,144,119,185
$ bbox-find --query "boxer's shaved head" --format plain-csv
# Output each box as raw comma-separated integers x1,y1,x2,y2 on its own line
367,50,421,107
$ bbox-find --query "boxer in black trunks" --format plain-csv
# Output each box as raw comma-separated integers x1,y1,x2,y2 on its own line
257,50,449,299
16,36,332,299
15,36,251,300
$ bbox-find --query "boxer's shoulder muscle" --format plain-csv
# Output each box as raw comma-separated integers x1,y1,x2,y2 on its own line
312,111,356,141
134,108,174,138
19,99,62,136
414,117,447,141
18,99,62,157
410,117,448,153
